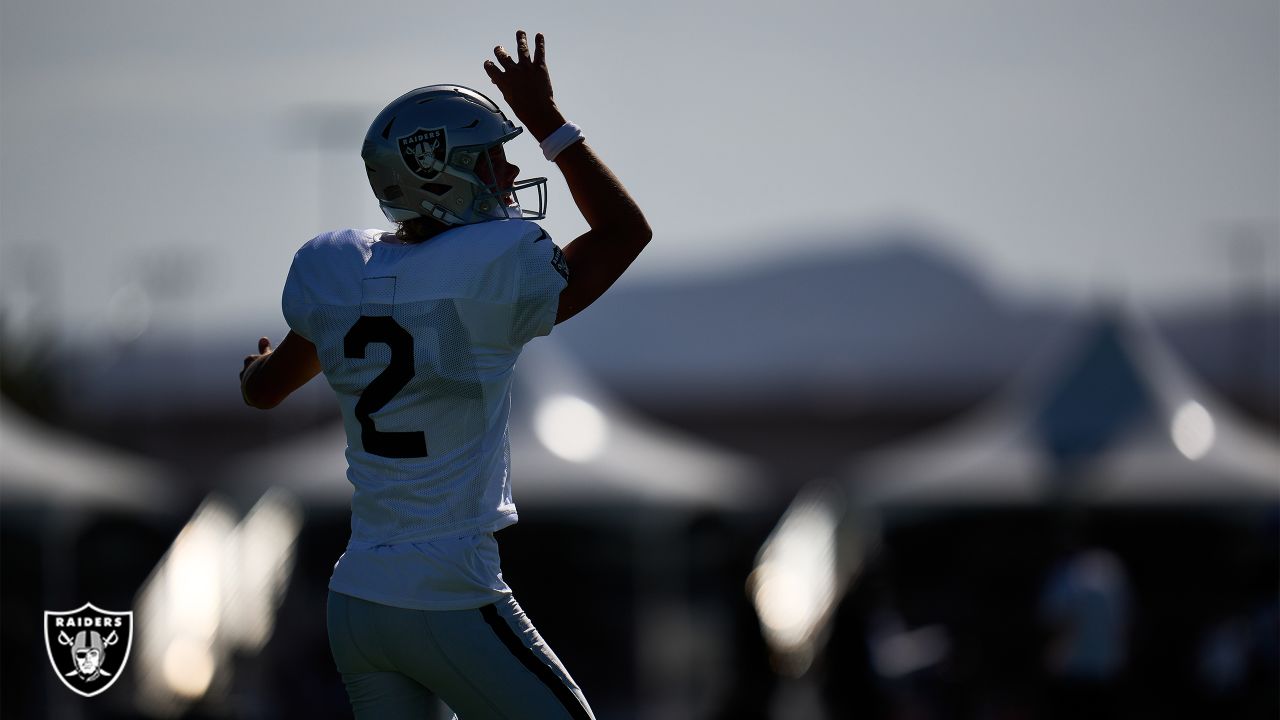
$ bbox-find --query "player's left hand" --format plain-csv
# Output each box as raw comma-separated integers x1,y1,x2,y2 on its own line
483,30,566,142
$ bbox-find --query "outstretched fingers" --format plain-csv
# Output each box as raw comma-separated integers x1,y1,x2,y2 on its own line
493,44,517,70
494,31,539,72
483,59,503,83
516,30,531,63
483,30,559,134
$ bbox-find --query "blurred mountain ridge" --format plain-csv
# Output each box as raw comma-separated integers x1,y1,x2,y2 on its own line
553,227,1278,424
554,229,1073,407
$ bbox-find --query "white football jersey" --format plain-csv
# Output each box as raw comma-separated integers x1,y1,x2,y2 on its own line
282,220,566,607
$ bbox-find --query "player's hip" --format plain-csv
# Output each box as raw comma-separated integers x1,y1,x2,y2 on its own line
326,590,595,720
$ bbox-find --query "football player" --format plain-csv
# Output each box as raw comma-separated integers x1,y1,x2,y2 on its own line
239,31,649,720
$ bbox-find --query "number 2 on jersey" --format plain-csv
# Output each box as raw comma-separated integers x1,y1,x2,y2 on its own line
343,315,428,458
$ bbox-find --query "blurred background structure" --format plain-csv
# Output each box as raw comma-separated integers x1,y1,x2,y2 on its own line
2,1,1277,718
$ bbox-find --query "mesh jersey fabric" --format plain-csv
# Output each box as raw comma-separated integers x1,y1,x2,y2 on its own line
281,220,566,607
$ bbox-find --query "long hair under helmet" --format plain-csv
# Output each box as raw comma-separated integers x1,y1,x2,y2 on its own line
361,85,547,225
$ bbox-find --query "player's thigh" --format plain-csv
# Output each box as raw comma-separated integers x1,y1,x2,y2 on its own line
341,670,438,720
328,592,439,719
328,590,382,673
408,597,595,720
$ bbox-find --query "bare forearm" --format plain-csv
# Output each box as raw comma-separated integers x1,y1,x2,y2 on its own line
552,143,651,321
555,141,650,241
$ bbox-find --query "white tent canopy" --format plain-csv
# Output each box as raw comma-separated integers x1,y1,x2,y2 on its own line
849,308,1280,511
224,339,768,513
0,400,178,514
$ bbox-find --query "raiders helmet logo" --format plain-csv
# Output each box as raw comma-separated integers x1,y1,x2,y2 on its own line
44,603,134,698
399,127,447,180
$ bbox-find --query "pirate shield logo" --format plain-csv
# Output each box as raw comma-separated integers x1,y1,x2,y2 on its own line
45,603,133,697
398,127,447,180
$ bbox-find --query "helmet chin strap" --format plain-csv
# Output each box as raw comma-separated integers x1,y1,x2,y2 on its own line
380,202,467,226
488,201,525,219
474,193,523,220
380,152,546,225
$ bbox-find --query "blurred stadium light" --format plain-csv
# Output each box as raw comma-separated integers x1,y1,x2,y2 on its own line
534,394,609,462
1171,400,1215,461
221,489,305,653
509,340,771,511
135,497,234,712
133,490,301,717
748,481,876,677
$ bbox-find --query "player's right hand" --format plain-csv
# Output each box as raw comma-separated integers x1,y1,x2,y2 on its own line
241,336,273,382
483,30,567,143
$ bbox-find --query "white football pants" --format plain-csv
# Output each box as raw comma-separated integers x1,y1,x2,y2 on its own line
326,590,596,720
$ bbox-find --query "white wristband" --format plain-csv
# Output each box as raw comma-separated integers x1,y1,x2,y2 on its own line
540,122,584,162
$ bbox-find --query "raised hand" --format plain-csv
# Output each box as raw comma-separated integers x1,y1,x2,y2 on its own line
482,31,651,324
483,31,566,142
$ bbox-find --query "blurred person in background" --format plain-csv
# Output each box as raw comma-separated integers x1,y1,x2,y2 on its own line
239,31,650,719
1038,524,1132,720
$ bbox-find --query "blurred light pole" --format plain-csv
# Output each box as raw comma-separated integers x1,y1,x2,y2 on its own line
280,104,372,232
1225,222,1278,420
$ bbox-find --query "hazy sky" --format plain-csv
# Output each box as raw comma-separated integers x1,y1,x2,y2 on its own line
2,0,1277,344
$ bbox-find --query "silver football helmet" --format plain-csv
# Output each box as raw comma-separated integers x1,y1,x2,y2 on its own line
362,84,547,225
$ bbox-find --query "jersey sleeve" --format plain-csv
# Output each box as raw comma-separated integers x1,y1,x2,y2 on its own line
509,224,569,346
281,249,314,342
280,229,377,343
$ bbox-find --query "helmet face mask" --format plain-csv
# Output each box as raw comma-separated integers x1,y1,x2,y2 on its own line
363,85,547,226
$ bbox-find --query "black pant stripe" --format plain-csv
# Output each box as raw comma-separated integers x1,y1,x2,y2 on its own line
479,604,592,720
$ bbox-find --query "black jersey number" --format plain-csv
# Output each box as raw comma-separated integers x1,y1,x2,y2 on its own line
343,315,428,458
